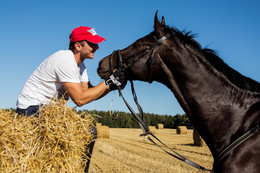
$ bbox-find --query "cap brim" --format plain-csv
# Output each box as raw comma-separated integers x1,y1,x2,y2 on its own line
86,35,106,44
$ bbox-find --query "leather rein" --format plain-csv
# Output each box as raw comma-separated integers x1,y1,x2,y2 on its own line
108,33,260,172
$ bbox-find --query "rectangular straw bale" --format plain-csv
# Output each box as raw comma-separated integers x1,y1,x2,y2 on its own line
193,128,206,147
0,99,94,173
148,126,156,134
177,126,187,134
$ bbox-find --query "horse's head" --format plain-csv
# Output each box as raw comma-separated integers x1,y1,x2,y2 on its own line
97,11,170,83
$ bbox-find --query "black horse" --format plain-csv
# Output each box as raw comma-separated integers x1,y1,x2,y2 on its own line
97,12,260,173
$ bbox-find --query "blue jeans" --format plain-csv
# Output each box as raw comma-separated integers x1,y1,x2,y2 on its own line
16,105,40,117
84,126,97,172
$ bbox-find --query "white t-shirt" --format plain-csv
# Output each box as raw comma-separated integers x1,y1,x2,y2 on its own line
17,50,89,109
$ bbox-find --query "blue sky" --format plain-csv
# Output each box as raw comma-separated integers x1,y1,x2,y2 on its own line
0,1,259,116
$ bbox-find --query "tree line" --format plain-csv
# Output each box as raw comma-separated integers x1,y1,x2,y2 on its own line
3,108,193,129
77,110,193,129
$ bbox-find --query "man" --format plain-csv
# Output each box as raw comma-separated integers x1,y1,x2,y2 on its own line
16,26,125,172
16,26,125,116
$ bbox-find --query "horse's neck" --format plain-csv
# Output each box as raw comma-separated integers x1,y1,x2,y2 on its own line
156,49,259,156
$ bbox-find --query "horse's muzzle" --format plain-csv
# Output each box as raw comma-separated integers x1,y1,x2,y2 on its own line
97,59,110,79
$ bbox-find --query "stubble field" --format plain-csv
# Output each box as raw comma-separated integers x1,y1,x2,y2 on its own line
89,128,213,173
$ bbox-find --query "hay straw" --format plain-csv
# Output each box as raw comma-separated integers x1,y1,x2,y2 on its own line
0,99,94,173
193,129,206,147
176,126,187,134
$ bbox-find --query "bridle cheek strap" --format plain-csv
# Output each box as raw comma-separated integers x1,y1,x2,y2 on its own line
146,47,158,83
109,51,116,75
109,50,124,75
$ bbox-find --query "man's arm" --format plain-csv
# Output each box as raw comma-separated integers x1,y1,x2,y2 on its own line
63,69,126,107
63,81,110,107
81,81,109,100
81,81,93,90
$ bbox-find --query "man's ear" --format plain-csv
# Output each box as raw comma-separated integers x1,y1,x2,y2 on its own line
75,42,81,51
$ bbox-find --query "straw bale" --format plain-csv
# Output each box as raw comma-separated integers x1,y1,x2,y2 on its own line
0,99,94,173
193,128,206,147
157,124,164,129
177,126,187,134
148,126,156,134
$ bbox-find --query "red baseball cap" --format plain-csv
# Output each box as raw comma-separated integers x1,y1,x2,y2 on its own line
70,26,106,44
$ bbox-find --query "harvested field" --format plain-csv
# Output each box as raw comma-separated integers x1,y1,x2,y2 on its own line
89,128,213,173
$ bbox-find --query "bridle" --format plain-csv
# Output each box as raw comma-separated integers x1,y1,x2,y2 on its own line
109,33,172,83
107,32,260,172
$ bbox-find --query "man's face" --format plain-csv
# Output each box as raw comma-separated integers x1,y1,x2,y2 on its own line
79,41,99,60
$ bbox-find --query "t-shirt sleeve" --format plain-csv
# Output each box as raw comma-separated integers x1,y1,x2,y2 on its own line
79,63,89,82
54,59,81,83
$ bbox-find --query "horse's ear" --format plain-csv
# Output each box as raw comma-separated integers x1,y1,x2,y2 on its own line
161,16,166,27
154,10,163,36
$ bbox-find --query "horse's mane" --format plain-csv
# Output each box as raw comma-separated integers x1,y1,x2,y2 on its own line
164,26,260,92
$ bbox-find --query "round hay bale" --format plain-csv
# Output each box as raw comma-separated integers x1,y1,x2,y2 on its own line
148,126,156,134
96,125,110,138
177,126,187,134
193,128,206,147
102,126,110,138
157,124,164,129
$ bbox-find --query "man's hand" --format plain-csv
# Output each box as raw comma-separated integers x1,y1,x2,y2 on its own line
105,69,126,91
